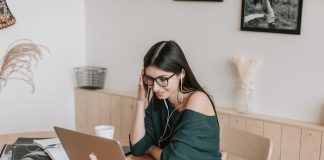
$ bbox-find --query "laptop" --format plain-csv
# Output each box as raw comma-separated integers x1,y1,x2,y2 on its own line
54,126,130,160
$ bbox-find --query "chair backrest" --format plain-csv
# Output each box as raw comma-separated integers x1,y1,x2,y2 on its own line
0,131,56,148
220,126,273,160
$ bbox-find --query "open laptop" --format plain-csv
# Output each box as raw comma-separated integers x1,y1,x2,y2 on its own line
54,126,130,160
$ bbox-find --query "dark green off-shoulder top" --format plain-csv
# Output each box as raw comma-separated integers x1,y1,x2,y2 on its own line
129,99,222,160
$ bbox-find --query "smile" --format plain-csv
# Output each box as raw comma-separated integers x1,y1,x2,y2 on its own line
155,92,165,97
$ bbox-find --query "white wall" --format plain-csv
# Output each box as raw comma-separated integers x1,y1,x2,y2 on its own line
86,0,324,123
0,0,86,133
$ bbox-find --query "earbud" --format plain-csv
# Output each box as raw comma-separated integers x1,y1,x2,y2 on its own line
180,74,184,91
180,70,185,79
146,88,152,102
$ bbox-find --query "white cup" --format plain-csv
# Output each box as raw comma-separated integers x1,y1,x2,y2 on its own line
94,125,115,139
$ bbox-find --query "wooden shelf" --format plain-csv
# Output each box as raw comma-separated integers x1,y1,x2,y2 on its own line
217,107,324,132
75,88,324,160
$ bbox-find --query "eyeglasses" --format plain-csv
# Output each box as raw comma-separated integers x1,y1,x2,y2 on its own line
143,73,176,87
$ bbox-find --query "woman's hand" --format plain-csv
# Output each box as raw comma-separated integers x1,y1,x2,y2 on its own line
137,69,148,102
148,145,162,160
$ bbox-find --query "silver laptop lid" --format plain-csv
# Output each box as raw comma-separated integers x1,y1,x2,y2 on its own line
54,126,125,160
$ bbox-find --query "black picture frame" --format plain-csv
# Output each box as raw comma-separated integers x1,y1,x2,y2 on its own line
175,0,223,1
241,0,303,35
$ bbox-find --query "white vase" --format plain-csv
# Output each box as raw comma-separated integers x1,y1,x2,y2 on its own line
237,82,255,113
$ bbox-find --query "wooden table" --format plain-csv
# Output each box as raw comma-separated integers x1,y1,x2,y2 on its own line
126,154,154,160
0,131,56,148
0,131,154,160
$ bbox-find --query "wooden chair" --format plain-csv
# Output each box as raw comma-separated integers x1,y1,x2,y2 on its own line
0,131,56,149
220,126,273,160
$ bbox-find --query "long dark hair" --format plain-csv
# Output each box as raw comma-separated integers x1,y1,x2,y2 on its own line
143,40,218,119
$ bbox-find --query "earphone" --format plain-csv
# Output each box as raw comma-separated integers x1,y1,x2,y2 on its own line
178,73,184,104
146,87,152,101
180,74,183,90
149,72,184,147
158,99,180,147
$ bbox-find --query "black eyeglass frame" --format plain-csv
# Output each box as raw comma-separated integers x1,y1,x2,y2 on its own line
143,73,177,87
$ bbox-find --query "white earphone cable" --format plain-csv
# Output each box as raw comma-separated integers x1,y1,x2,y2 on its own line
158,99,180,147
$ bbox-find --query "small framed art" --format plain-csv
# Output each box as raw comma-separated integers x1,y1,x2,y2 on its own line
175,0,223,2
241,0,303,35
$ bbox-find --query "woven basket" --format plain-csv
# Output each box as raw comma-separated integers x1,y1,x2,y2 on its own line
74,66,107,89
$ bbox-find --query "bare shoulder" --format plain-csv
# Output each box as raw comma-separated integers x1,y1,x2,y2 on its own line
185,91,215,116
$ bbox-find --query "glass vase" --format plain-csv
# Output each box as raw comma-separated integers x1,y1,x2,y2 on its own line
237,82,255,113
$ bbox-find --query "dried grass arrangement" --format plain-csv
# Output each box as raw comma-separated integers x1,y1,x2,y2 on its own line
232,56,262,113
232,56,262,85
0,39,49,92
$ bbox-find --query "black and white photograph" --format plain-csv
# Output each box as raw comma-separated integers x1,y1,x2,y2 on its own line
0,145,13,160
241,0,303,34
174,0,223,2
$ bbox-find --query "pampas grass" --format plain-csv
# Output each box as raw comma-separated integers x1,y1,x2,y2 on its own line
232,56,262,113
0,39,49,92
232,56,262,85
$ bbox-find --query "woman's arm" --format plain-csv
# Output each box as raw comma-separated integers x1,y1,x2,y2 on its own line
130,100,156,155
130,100,147,144
130,70,147,144
129,70,156,155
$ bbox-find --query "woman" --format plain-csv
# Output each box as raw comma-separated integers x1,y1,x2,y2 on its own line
129,40,222,160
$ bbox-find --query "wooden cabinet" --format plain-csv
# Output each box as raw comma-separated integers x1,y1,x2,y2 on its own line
218,110,324,160
300,129,321,160
263,122,282,160
75,88,324,159
75,89,110,134
229,116,246,130
218,113,229,126
120,97,136,145
75,88,88,132
321,132,324,160
75,88,136,146
246,119,263,136
281,126,301,160
109,95,122,142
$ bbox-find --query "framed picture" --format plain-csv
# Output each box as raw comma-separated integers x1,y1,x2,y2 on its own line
175,0,223,1
241,0,303,35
